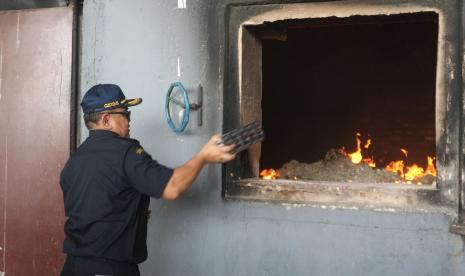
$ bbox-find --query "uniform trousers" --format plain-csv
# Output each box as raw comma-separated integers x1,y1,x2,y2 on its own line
61,254,141,276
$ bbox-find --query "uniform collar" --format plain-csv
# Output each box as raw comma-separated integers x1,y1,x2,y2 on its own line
89,129,120,138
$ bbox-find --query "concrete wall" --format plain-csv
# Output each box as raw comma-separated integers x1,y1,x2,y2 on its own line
80,1,465,275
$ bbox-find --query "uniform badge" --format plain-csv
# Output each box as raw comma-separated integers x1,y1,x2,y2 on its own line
136,147,145,155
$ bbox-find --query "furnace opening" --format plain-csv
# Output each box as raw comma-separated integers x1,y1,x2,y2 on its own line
255,12,438,184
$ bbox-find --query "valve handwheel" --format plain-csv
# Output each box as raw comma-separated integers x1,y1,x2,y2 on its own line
165,82,191,133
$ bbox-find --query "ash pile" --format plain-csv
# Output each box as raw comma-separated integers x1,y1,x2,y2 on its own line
277,149,435,185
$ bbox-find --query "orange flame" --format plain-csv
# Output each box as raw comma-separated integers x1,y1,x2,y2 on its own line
260,169,280,180
363,157,376,168
364,139,372,149
404,164,424,181
344,133,436,183
348,133,362,164
347,133,375,167
426,156,437,176
386,160,405,178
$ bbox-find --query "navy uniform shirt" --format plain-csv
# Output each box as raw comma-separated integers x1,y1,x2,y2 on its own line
60,129,173,264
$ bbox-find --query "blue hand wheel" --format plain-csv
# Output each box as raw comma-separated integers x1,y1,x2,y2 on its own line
165,82,191,133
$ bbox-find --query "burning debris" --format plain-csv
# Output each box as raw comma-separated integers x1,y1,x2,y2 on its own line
260,169,280,180
260,133,436,185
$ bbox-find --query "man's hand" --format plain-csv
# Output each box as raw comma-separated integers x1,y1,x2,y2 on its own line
197,134,236,164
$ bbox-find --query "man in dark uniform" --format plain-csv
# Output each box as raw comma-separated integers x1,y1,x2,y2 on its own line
60,84,235,276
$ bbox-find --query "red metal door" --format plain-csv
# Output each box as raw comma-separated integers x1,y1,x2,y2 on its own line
0,7,73,275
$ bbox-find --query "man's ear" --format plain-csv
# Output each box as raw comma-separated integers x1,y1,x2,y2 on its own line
101,113,110,127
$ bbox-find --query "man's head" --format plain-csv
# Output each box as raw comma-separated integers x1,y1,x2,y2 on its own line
81,84,142,138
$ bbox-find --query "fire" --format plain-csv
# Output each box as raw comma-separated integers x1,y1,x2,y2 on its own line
344,133,436,183
347,133,363,164
347,133,376,168
363,157,376,168
426,156,437,176
259,133,437,183
260,169,280,180
404,164,424,181
364,139,372,149
385,160,405,178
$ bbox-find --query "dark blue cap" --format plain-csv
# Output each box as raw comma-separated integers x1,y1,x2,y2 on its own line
81,84,142,113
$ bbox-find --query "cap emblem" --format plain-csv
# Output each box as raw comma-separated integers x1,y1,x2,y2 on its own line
104,100,120,108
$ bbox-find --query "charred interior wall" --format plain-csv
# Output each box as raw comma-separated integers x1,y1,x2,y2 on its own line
80,0,465,275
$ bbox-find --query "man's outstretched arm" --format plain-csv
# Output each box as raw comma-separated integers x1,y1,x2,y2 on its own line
162,134,235,200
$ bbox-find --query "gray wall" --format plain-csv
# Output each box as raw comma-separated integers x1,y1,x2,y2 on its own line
80,1,465,275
